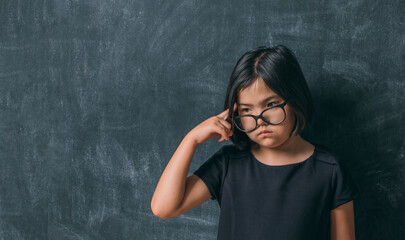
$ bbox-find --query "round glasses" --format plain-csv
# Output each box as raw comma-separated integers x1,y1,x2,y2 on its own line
233,101,288,132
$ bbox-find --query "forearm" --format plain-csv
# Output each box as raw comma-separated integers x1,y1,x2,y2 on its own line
151,132,198,217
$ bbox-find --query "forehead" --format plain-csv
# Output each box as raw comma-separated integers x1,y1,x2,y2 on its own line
237,78,280,103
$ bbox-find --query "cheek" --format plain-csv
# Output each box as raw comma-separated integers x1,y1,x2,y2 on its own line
282,112,296,133
283,108,295,123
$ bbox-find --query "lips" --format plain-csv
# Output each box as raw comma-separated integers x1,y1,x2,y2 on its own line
258,130,273,136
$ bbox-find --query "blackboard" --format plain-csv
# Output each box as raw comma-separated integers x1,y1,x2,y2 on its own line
1,0,404,239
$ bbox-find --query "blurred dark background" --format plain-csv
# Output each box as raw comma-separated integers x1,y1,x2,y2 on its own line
0,0,404,239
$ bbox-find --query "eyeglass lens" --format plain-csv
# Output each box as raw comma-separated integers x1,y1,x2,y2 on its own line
235,107,285,131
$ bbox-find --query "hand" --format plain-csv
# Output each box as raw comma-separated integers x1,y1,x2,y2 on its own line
188,103,237,145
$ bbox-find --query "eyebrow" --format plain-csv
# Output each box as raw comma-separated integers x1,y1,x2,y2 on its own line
237,95,280,107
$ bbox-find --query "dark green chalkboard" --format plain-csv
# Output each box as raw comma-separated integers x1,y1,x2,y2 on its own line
1,0,404,239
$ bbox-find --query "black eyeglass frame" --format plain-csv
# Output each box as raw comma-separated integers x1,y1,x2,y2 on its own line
233,101,288,133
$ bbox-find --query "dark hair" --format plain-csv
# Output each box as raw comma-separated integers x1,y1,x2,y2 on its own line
224,45,315,150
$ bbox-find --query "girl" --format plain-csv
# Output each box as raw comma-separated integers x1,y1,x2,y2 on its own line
151,45,360,240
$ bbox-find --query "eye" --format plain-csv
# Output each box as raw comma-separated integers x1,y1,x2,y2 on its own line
267,102,278,107
240,102,278,113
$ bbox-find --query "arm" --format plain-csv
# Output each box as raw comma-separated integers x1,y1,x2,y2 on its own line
330,200,356,240
150,133,211,219
150,107,234,219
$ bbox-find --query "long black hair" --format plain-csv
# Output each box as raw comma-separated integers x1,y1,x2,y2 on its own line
224,45,315,150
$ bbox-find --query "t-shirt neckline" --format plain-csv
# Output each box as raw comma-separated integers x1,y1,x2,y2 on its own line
249,143,317,168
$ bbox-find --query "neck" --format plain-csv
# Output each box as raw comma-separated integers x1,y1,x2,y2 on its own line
251,135,310,159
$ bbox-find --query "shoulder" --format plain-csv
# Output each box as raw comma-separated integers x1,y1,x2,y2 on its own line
312,142,342,166
217,143,345,165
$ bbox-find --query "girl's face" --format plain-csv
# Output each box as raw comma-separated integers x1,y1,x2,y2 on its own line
236,77,296,149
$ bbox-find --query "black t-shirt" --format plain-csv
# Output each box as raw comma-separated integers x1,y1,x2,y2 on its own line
193,142,360,240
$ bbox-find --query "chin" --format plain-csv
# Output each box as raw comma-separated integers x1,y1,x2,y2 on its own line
253,135,291,149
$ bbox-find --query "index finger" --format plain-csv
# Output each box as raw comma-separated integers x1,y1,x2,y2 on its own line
217,103,238,120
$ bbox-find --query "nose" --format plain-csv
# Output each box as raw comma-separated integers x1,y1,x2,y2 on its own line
257,116,268,126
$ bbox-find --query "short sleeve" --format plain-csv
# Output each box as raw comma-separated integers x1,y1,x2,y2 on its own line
193,146,227,201
330,161,360,210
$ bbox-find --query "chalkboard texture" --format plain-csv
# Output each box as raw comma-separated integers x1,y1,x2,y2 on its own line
0,0,404,239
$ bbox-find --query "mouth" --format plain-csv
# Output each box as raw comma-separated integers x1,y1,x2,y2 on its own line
258,130,273,136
